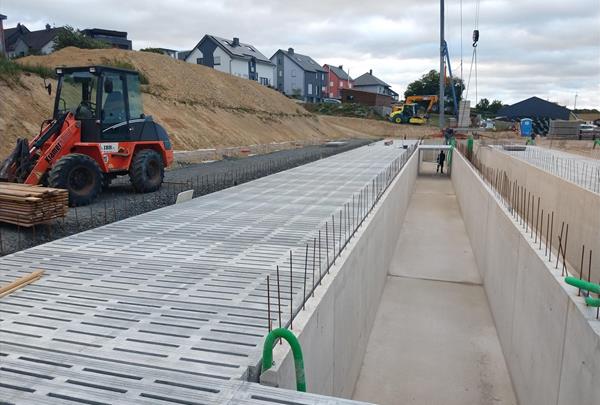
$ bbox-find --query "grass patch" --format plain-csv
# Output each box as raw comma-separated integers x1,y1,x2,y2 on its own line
20,64,56,79
0,56,23,84
303,102,387,120
101,59,149,84
0,57,56,86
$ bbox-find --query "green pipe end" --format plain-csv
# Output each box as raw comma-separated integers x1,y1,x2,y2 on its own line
261,328,306,392
585,297,600,307
565,277,600,295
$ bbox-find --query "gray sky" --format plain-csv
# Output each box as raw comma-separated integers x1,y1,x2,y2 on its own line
3,0,599,108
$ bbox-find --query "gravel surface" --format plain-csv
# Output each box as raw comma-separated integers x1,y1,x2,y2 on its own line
0,139,373,256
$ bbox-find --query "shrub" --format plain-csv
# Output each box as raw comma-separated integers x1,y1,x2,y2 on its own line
140,48,164,54
54,26,111,50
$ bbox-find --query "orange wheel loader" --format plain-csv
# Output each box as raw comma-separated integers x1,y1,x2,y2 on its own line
0,66,173,206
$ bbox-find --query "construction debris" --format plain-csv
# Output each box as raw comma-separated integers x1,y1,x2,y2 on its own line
0,183,68,226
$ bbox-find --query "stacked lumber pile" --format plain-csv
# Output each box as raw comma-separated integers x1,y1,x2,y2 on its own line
0,184,68,227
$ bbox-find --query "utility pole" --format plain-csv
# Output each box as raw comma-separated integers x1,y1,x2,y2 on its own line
439,0,445,128
574,93,578,111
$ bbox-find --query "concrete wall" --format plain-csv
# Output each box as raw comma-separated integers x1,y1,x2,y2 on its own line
452,151,600,405
260,150,418,398
476,146,600,282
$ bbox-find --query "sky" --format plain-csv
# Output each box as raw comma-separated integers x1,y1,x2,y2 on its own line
2,0,599,108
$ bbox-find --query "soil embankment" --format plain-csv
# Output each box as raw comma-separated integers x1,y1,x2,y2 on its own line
1,47,438,158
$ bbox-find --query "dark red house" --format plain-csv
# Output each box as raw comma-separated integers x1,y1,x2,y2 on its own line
323,64,352,99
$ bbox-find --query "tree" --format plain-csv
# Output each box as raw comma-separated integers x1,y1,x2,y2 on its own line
54,26,110,51
475,98,490,112
475,98,503,114
489,100,503,114
404,69,464,109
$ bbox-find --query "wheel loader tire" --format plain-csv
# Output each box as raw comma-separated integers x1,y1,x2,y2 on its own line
48,153,102,207
129,149,164,193
394,116,403,124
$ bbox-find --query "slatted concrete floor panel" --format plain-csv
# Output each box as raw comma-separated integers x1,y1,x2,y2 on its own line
0,141,414,404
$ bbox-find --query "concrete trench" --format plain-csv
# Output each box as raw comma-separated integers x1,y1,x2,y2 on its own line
262,146,598,405
1,141,598,405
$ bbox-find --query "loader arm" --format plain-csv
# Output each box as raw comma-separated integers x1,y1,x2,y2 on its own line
24,113,81,185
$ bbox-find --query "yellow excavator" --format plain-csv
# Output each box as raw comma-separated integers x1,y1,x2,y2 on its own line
389,95,439,125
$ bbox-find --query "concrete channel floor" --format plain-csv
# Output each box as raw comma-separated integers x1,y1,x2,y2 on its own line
352,172,517,405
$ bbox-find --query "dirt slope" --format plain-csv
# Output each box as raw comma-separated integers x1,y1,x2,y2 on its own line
0,47,434,158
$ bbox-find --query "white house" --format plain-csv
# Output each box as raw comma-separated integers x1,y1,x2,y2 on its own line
4,24,64,58
186,35,274,86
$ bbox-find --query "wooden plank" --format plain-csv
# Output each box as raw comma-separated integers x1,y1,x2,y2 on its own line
0,184,68,226
0,270,44,298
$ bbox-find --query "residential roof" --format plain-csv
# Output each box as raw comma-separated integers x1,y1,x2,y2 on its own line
177,50,192,61
0,14,7,20
195,35,272,64
353,72,390,88
276,49,326,73
325,64,351,80
22,27,64,50
5,24,63,52
5,24,30,43
497,96,570,120
82,28,128,38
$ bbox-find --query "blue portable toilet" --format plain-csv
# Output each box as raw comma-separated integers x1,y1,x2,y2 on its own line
520,118,533,137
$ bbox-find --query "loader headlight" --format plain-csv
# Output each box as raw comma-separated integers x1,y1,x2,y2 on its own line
55,68,62,75
89,67,96,73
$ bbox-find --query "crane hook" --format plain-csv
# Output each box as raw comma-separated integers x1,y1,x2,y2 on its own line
472,29,479,47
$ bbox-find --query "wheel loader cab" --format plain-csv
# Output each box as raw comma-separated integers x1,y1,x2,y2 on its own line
54,66,170,146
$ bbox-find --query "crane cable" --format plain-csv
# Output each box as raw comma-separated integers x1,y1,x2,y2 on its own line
464,0,481,107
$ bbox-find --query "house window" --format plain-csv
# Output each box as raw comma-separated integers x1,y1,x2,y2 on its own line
329,92,334,98
291,69,296,77
196,58,203,65
279,70,283,77
339,82,344,88
322,73,325,80
214,56,221,65
329,81,334,87
250,65,255,72
308,83,313,95
260,77,269,86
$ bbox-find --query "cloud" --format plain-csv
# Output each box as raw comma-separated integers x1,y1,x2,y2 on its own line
3,0,599,107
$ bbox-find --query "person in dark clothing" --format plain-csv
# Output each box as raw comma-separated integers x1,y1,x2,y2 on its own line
437,151,446,174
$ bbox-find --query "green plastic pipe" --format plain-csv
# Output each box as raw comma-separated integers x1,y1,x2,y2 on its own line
262,328,306,392
448,138,456,165
565,277,600,295
585,296,600,307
